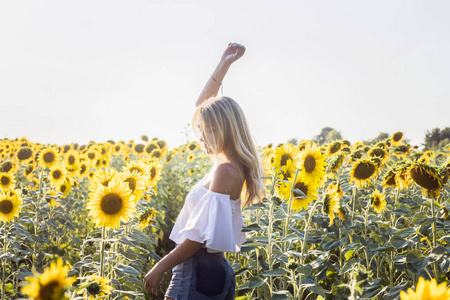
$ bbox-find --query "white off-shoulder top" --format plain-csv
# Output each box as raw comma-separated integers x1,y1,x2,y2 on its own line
169,173,247,253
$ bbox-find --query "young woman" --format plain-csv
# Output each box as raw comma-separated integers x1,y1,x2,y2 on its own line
143,42,265,299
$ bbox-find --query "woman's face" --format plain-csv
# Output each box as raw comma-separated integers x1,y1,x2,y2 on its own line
198,122,219,155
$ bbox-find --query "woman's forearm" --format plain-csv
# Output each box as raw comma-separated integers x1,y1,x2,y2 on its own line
154,238,205,273
195,60,231,107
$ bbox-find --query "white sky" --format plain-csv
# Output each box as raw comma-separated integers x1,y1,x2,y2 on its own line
1,0,449,149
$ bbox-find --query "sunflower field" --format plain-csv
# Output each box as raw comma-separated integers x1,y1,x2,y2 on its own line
1,132,450,299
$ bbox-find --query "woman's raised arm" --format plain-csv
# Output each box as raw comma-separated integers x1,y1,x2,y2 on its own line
195,42,246,107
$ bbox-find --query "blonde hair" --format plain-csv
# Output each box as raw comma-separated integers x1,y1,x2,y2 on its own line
192,96,265,207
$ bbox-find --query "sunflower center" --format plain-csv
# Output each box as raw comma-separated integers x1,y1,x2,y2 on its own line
135,144,145,153
386,173,396,186
189,144,196,151
294,182,307,198
88,152,96,160
330,143,341,154
1,162,13,173
26,166,34,176
410,166,441,190
68,156,75,165
87,282,102,295
124,178,137,192
150,168,156,179
372,196,380,207
393,132,403,142
53,170,62,180
18,148,33,161
43,152,55,163
101,193,123,215
323,194,331,214
304,155,316,173
0,200,13,214
38,280,63,300
80,165,87,174
353,162,376,180
60,185,66,193
1,176,10,186
115,146,121,152
102,180,111,187
280,154,292,167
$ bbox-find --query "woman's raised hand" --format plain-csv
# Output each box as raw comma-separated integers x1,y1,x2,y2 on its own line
221,42,246,65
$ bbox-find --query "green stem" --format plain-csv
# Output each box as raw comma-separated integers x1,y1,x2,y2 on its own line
430,197,438,279
299,200,320,298
283,169,299,251
1,223,7,300
100,226,106,278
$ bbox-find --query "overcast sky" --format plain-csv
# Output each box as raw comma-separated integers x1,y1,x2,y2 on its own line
1,0,449,149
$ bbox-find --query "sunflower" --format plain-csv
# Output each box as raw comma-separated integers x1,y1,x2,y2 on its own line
408,162,443,198
0,172,15,191
400,277,450,300
350,159,378,188
279,175,318,211
98,143,112,158
45,191,58,207
0,160,17,174
298,142,327,186
271,144,300,172
123,160,149,179
133,143,146,155
150,149,163,160
323,193,340,226
328,153,346,174
79,162,89,178
328,141,342,156
157,139,167,151
85,146,100,164
83,275,113,300
37,146,60,169
22,258,76,300
187,141,199,152
382,168,397,189
368,147,389,166
145,141,159,155
396,162,413,190
87,179,135,228
326,181,344,198
113,143,124,155
393,144,410,157
371,190,386,214
24,163,36,179
297,140,311,152
89,168,118,192
187,153,195,162
188,168,195,176
57,179,72,197
139,208,158,230
147,160,162,187
49,166,66,187
0,192,22,222
119,170,146,202
64,149,79,171
391,131,404,146
16,146,34,164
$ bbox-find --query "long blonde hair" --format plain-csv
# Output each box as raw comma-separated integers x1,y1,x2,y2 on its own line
192,96,265,207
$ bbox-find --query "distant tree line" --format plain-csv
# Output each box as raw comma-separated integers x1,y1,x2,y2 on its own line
286,127,450,150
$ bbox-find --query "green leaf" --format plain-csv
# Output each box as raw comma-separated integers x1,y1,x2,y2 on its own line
321,234,348,251
242,223,263,232
381,282,409,300
248,276,267,288
260,269,286,277
301,275,329,298
361,278,387,299
390,235,414,249
116,264,140,275
340,258,359,275
272,290,292,300
406,250,430,274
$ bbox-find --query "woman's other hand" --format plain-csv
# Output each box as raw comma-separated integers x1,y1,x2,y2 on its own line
221,42,246,65
143,264,164,296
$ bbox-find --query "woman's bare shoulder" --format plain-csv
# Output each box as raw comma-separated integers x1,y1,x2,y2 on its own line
209,162,243,199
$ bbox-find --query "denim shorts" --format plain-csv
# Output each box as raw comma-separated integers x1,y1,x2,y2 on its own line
165,248,235,299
